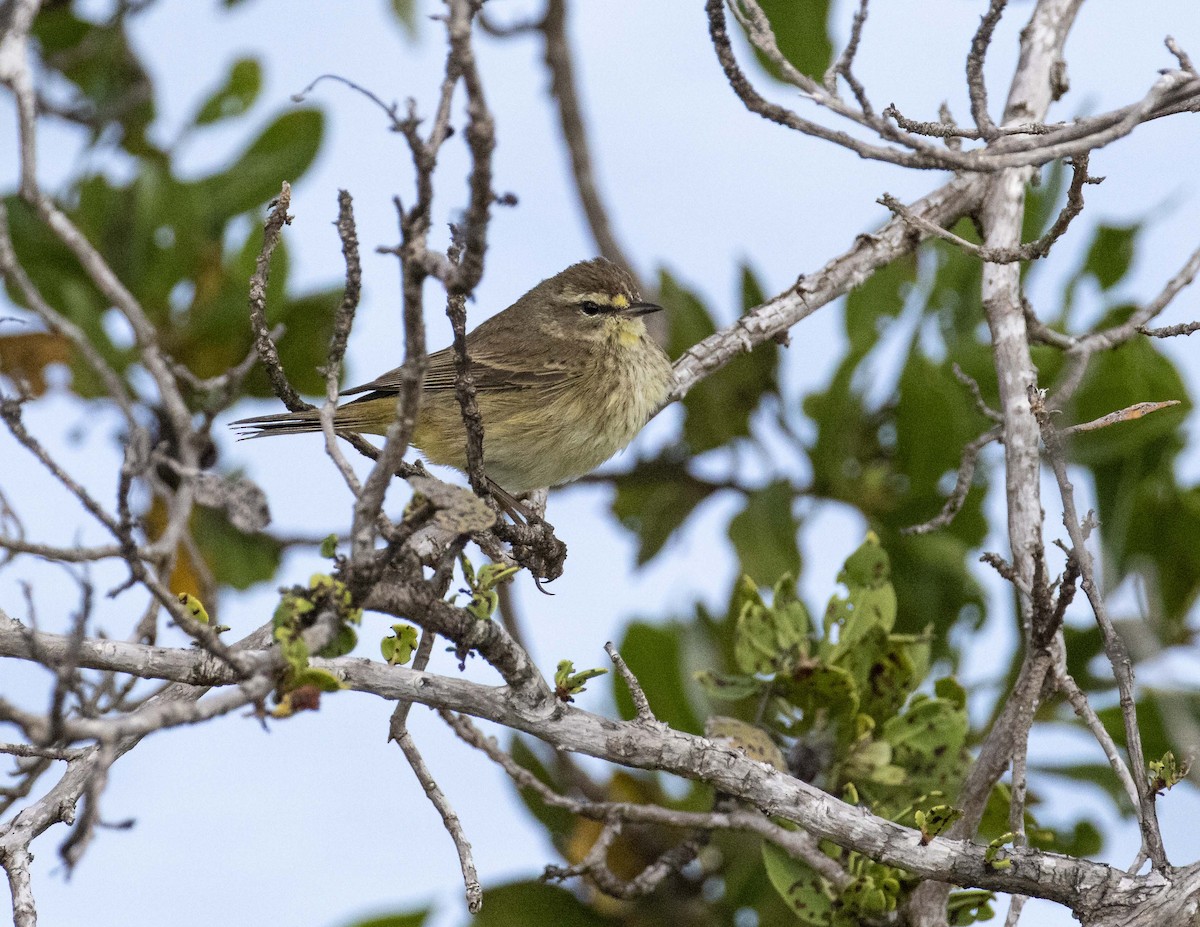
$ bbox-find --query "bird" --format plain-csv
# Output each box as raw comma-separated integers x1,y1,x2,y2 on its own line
232,258,675,515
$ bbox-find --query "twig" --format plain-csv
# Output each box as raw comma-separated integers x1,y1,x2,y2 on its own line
1052,242,1200,407
352,0,495,559
543,818,706,900
708,0,1200,174
0,743,88,761
824,0,874,117
291,73,405,131
445,230,489,501
1054,664,1141,813
0,396,123,538
326,190,362,377
247,182,306,412
1139,320,1200,338
445,0,495,295
1062,400,1180,435
669,176,985,403
879,155,1095,264
605,642,657,724
319,191,366,496
902,426,1001,535
884,103,1059,140
966,0,1008,137
440,710,852,890
1165,36,1196,76
953,362,1003,422
390,715,482,912
1029,386,1168,869
0,203,137,427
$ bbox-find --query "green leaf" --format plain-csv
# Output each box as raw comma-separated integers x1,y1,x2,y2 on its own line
554,660,607,697
468,881,617,927
381,624,420,666
660,267,778,453
191,505,283,591
193,109,324,220
389,0,419,36
693,669,765,701
824,534,897,662
337,910,429,927
762,841,835,924
735,595,778,675
742,0,834,83
177,593,210,625
611,455,716,564
291,666,346,692
194,57,262,126
882,691,968,794
947,889,996,926
779,662,860,730
32,9,156,155
836,626,920,722
771,573,812,650
729,481,801,586
316,625,357,659
1082,224,1138,291
844,251,916,357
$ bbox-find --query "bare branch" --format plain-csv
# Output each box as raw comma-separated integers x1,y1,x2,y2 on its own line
669,176,984,403
879,154,1096,265
1063,400,1181,435
604,642,658,724
1139,320,1200,339
824,0,873,116
0,203,137,427
1165,36,1197,75
966,0,1008,137
1029,385,1168,869
390,709,481,913
247,183,306,412
1054,663,1141,814
902,426,1001,535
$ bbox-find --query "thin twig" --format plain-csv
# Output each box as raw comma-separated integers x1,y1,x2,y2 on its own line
390,717,482,912
247,183,306,412
1029,385,1168,869
605,642,657,724
1054,665,1141,813
966,0,1008,137
1062,400,1180,435
879,154,1096,264
1139,320,1200,338
824,0,874,117
902,426,1001,535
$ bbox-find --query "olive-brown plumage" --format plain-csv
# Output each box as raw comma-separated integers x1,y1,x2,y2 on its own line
232,258,674,495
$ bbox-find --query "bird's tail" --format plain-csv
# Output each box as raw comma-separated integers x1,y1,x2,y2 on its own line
231,395,396,439
230,408,325,439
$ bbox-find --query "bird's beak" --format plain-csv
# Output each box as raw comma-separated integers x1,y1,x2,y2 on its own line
621,301,663,317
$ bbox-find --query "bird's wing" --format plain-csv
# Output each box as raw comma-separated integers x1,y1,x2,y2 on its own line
341,345,574,397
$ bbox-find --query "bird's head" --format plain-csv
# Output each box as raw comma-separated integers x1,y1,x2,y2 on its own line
525,258,663,348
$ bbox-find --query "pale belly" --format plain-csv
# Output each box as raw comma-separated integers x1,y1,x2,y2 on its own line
413,342,673,494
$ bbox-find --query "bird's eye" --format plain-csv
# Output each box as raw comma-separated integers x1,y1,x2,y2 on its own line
579,300,603,316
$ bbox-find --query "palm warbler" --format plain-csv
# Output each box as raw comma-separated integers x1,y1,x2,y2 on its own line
232,258,674,500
